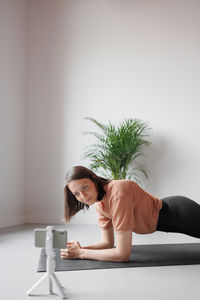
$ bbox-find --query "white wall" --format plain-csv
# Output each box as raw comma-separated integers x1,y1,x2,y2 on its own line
26,0,200,225
1,0,200,228
0,0,27,228
62,0,200,224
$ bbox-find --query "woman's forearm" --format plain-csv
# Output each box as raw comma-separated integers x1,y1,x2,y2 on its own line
80,247,130,262
62,230,132,262
81,241,114,250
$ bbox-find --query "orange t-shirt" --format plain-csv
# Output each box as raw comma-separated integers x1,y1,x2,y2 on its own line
95,180,162,234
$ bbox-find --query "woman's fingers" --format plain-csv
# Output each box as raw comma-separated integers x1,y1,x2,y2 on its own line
60,248,76,259
67,241,75,247
67,243,76,249
60,241,81,259
67,240,81,248
60,248,69,258
60,249,67,255
67,240,76,245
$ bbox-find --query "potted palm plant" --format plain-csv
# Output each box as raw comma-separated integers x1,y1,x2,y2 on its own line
83,117,151,185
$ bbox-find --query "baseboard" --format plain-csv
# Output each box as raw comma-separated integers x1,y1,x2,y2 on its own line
24,213,63,224
0,214,25,229
24,212,98,225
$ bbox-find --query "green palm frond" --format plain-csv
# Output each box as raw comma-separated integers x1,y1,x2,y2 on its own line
83,117,151,184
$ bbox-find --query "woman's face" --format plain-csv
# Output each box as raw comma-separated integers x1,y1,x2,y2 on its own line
68,178,98,205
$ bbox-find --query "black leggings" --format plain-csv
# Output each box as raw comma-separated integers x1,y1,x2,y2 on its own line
156,196,200,238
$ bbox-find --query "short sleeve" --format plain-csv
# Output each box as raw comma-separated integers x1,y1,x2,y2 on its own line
95,204,112,230
111,196,135,232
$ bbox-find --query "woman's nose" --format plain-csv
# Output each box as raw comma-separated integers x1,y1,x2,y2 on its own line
80,192,87,201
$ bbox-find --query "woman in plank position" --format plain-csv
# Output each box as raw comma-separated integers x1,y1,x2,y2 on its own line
60,166,200,262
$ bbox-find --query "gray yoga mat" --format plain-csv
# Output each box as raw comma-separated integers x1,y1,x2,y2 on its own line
37,243,200,272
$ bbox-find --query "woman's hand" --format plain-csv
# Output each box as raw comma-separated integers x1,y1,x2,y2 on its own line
60,240,82,259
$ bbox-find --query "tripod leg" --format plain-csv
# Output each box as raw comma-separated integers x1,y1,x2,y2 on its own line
51,273,66,299
49,274,53,294
27,274,48,295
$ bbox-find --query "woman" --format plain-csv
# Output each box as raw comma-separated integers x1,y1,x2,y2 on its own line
60,166,200,262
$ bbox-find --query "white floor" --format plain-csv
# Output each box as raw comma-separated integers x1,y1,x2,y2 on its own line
0,223,200,300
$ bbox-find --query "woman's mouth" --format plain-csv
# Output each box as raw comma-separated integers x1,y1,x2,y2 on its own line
85,198,92,203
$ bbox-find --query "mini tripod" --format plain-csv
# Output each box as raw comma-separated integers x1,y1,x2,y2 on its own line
27,226,67,299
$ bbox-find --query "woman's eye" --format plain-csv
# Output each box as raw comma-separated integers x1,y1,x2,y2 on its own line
83,185,88,191
74,192,79,197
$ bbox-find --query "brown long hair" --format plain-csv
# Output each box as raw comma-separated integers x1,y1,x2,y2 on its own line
64,166,110,223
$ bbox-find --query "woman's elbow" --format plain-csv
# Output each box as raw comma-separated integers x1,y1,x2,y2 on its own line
116,253,131,262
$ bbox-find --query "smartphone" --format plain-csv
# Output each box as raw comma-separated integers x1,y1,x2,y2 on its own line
34,228,67,249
